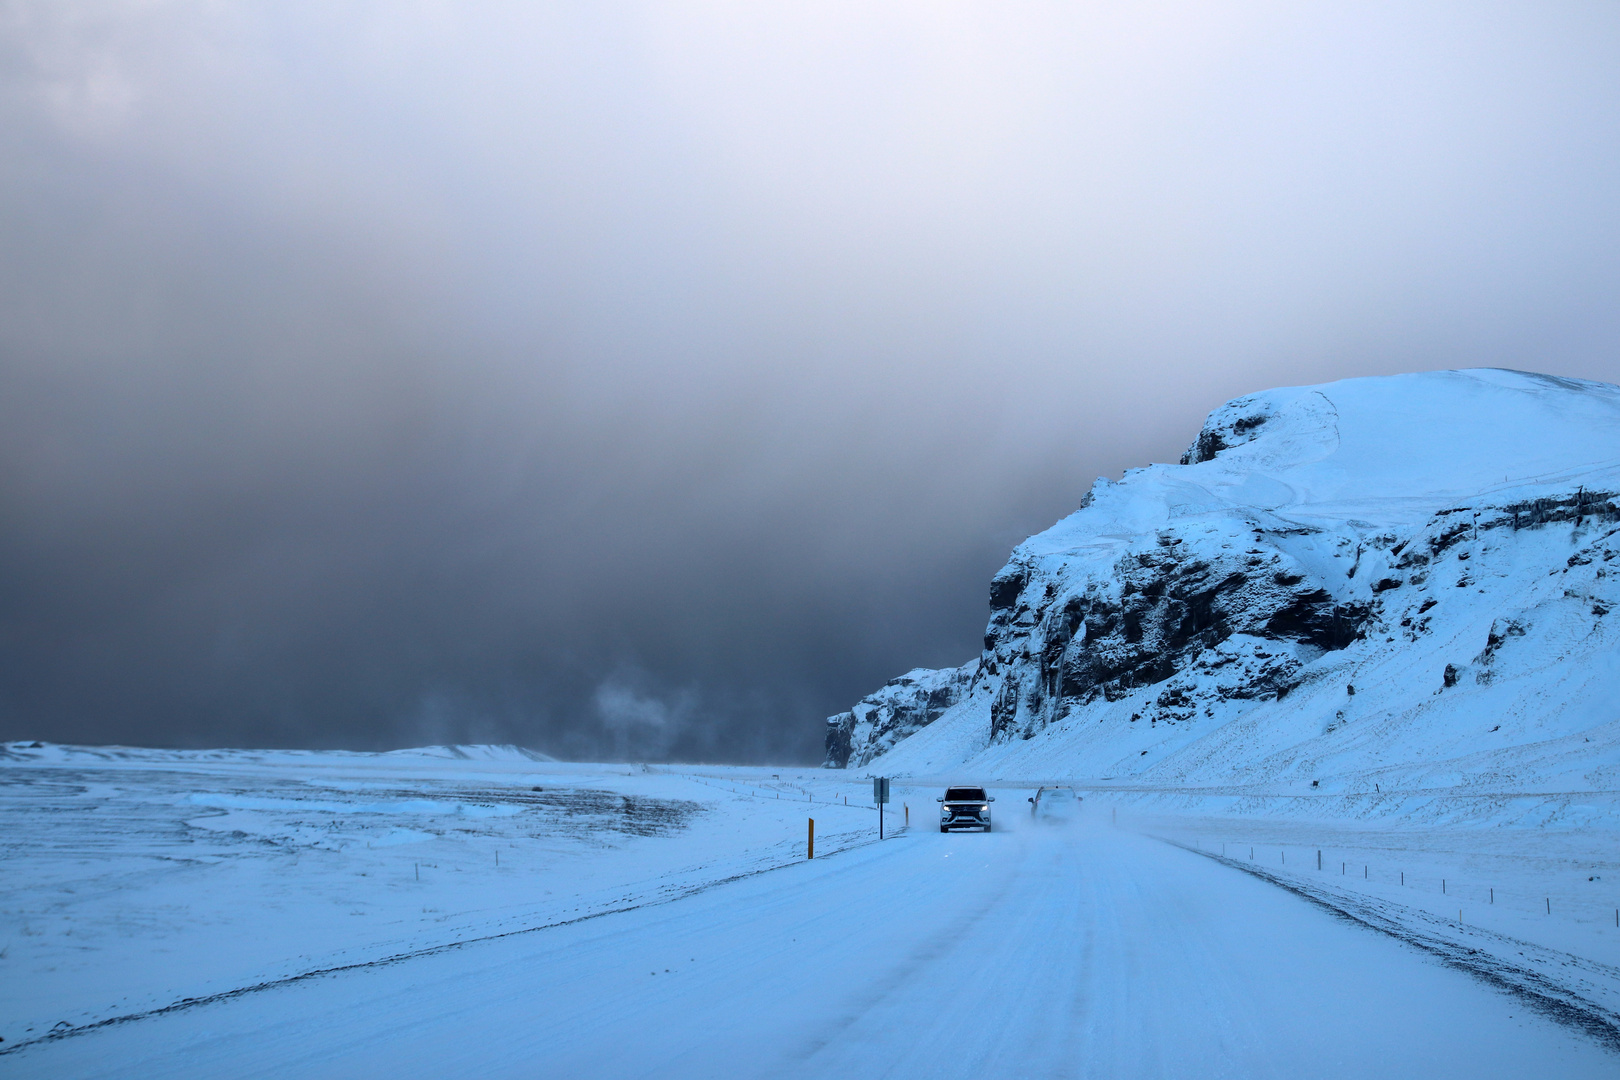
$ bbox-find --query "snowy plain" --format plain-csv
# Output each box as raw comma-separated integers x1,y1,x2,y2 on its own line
3,742,1618,1078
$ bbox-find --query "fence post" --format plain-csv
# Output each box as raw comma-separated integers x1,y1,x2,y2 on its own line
808,818,815,860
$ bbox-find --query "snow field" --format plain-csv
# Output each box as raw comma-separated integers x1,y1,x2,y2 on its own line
0,744,888,1051
6,784,1618,1079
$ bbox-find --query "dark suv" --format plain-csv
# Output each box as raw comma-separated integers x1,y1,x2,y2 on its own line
938,786,994,832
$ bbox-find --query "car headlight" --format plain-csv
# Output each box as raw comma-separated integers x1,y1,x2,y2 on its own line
982,804,990,812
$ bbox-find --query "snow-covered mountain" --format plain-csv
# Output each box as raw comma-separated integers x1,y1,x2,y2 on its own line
826,369,1620,804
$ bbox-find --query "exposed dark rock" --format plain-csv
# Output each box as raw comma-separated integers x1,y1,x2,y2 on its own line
1264,590,1368,650
1428,520,1473,556
823,712,855,769
1485,489,1619,532
1474,619,1526,667
1180,402,1273,464
968,532,1380,745
989,566,1030,612
823,662,978,768
1181,428,1228,466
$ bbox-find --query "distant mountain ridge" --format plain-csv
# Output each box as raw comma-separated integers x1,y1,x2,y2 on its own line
1,742,558,764
825,369,1620,815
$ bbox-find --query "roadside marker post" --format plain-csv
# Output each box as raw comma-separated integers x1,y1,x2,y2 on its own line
873,777,890,839
808,818,814,859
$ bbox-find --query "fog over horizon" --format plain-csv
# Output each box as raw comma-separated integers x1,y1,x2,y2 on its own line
4,3,1620,762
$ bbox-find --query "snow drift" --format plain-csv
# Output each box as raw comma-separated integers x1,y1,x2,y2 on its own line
825,369,1620,809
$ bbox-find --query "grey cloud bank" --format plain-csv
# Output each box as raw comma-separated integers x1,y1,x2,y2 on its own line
3,2,1619,761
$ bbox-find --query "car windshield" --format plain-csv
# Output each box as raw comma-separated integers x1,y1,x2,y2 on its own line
945,788,986,801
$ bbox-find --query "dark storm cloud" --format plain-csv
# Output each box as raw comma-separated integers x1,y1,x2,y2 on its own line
4,2,1620,761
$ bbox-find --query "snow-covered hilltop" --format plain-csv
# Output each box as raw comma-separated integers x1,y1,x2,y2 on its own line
826,369,1620,806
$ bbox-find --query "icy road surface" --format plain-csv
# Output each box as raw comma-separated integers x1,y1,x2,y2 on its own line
8,794,1616,1077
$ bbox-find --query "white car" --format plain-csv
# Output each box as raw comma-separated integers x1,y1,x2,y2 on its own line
938,786,994,832
1028,786,1082,823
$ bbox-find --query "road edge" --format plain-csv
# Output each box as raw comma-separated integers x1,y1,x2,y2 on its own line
1163,837,1620,1053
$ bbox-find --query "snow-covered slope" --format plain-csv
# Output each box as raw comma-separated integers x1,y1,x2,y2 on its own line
828,369,1620,814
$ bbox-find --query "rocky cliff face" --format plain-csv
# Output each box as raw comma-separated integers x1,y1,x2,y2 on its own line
823,662,978,769
824,369,1620,787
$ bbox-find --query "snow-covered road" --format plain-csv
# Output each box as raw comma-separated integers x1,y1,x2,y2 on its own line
12,809,1615,1079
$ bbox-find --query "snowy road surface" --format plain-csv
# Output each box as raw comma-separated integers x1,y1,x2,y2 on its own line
12,812,1616,1079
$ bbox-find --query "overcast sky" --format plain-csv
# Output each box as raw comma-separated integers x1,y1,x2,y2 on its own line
3,2,1619,761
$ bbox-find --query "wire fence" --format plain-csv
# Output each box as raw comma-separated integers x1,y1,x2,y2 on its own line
1181,837,1620,932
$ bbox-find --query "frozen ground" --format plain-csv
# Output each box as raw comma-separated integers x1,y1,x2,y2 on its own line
3,745,1619,1077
